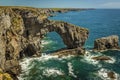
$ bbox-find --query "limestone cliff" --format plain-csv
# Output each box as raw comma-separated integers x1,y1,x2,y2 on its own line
0,7,89,79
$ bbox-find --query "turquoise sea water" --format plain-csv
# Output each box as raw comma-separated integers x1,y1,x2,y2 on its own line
18,9,120,80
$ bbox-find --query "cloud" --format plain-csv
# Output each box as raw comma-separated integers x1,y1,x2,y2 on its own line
102,2,120,8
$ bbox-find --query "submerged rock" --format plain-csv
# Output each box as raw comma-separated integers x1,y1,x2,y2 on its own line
94,35,119,51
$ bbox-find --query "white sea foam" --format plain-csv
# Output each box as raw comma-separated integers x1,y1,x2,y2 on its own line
60,55,74,60
105,57,116,64
98,68,119,80
40,39,53,48
19,53,74,73
83,51,100,65
83,50,116,65
18,53,60,79
17,76,24,80
18,58,33,80
67,62,77,78
39,53,59,61
19,58,33,72
41,39,53,45
43,68,64,77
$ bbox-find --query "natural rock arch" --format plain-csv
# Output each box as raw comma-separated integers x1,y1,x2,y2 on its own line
40,19,89,49
21,17,89,57
23,18,89,47
41,31,66,53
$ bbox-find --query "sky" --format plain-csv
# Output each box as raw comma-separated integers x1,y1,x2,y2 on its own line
0,0,120,8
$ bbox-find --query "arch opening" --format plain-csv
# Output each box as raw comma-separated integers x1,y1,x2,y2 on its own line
41,31,66,53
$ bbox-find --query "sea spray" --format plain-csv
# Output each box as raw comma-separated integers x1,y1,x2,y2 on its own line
43,68,64,77
68,62,77,78
82,50,101,65
98,68,119,80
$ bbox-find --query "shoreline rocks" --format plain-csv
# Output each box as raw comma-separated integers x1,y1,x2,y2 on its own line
107,71,116,79
92,56,111,61
51,48,85,57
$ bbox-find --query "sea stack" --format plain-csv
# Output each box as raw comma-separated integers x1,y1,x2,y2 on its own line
94,35,119,51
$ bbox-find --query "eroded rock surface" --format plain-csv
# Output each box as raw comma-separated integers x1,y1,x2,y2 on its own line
0,7,89,79
94,35,119,51
51,48,85,57
92,56,111,61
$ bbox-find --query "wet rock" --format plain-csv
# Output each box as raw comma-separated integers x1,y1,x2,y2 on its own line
92,56,111,61
94,35,119,51
51,48,85,57
107,71,116,79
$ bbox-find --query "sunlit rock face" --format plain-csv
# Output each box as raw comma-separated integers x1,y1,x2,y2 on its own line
94,35,119,51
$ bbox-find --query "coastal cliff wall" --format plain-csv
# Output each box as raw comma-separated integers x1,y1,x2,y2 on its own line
0,7,89,79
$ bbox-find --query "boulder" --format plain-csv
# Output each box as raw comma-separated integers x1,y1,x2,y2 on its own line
94,35,119,51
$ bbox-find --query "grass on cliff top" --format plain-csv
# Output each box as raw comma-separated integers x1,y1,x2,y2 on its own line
0,6,39,13
0,6,36,9
0,6,83,11
0,6,61,10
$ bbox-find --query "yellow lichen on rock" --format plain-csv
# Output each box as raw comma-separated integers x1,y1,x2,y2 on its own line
11,15,23,34
0,68,13,80
0,73,13,80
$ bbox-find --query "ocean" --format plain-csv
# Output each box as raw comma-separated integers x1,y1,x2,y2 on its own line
18,9,120,80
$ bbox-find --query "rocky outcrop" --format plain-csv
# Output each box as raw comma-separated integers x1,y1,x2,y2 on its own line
107,71,116,79
51,48,85,57
94,35,119,51
92,56,111,61
0,7,89,79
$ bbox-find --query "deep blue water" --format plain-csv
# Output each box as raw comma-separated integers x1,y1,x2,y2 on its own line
19,9,120,80
48,9,120,49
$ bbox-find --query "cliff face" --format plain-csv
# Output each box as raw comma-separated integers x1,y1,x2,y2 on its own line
0,8,24,79
0,7,89,79
94,35,119,51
